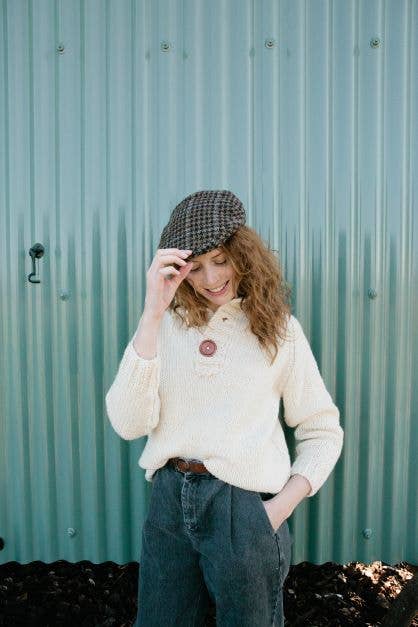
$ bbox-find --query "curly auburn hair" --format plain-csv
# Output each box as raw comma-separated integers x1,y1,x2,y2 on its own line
169,225,293,366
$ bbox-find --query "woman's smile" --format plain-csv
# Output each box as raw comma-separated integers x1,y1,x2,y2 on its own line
205,280,230,296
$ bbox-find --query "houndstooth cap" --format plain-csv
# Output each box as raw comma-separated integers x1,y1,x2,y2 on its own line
158,190,246,257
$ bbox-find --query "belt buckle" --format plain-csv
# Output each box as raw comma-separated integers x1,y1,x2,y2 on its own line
175,458,190,472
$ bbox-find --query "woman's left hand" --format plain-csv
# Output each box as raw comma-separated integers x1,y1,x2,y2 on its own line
262,496,292,531
261,474,312,531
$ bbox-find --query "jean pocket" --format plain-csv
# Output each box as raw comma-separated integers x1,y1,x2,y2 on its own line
151,467,161,483
255,491,282,535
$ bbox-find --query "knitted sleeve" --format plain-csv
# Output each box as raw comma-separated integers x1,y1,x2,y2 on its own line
282,316,344,497
105,333,161,440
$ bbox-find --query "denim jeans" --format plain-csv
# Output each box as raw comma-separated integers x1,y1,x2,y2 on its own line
134,460,293,626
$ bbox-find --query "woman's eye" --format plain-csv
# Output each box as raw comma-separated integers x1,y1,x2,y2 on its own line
190,260,227,272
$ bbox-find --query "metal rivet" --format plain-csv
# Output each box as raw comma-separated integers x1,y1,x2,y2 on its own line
368,288,378,299
160,41,171,52
67,527,77,537
362,528,373,539
265,38,276,49
59,290,70,301
370,37,381,48
57,43,65,54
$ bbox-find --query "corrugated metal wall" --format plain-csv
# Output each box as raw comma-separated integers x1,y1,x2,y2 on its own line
0,0,417,566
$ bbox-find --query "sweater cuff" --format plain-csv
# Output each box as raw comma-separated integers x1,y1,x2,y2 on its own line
289,437,343,497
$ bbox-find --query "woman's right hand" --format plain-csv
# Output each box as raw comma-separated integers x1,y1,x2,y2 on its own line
143,248,194,319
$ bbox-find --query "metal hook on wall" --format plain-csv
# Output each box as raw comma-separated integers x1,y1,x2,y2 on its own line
28,243,45,283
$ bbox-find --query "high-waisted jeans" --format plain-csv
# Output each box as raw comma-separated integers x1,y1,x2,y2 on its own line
133,460,293,626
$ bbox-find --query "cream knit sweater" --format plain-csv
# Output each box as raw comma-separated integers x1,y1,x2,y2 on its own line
105,297,344,497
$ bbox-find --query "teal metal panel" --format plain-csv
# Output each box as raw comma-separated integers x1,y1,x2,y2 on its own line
0,0,416,566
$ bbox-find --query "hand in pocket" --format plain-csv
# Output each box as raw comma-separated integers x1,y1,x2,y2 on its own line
262,495,291,533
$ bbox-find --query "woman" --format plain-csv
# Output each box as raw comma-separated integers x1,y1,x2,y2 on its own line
105,190,344,627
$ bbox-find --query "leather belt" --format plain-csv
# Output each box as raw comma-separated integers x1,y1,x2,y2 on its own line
167,457,274,500
168,457,209,474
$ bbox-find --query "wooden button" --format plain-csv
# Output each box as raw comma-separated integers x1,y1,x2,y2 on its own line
199,339,217,356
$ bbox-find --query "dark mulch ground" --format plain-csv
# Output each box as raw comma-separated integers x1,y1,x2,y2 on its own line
0,559,416,626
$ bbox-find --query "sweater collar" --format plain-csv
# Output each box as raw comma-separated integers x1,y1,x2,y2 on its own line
205,297,245,321
176,297,245,326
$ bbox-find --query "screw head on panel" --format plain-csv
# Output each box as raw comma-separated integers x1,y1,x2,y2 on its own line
265,38,276,49
370,37,381,48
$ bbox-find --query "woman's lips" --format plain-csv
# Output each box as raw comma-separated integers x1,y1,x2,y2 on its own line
205,280,229,296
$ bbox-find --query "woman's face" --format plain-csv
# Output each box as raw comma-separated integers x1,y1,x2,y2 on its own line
185,248,238,311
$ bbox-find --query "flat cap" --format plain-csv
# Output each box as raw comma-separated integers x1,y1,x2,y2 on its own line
158,190,246,258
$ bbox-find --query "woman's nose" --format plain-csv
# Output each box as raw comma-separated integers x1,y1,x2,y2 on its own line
202,270,222,286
